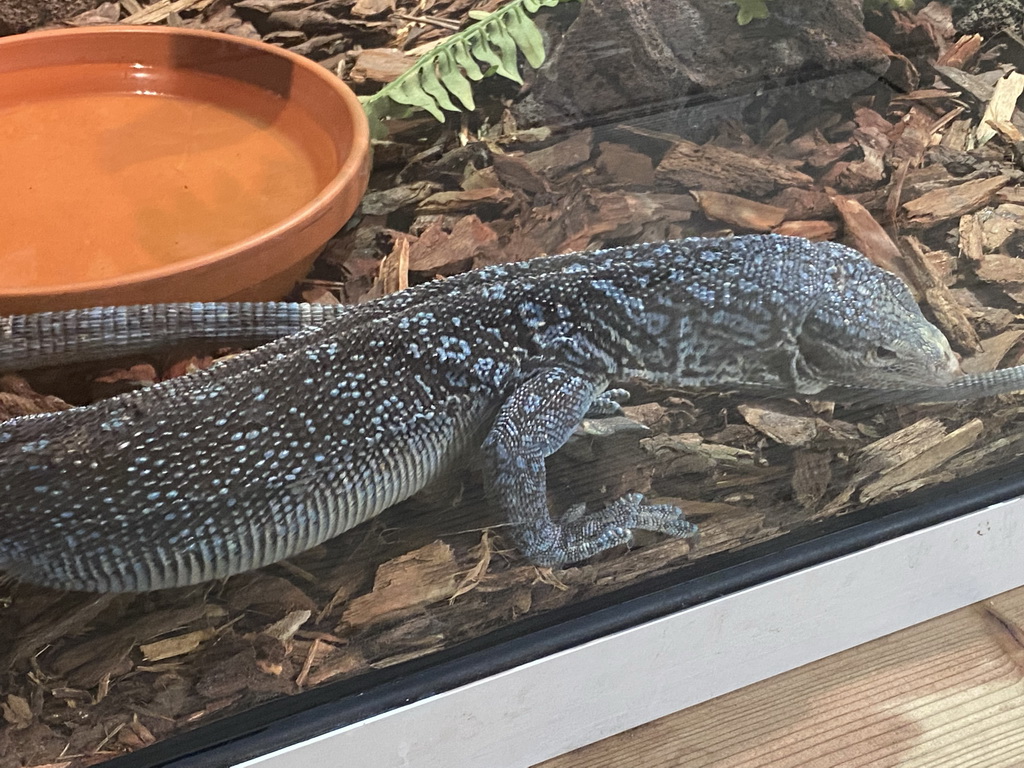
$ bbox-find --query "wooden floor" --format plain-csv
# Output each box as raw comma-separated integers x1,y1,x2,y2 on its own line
537,585,1024,768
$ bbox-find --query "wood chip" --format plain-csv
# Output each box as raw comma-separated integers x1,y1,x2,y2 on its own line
349,47,415,84
770,187,836,219
232,0,308,12
961,329,1024,374
884,106,934,221
596,142,655,187
0,375,72,420
1,694,32,729
523,130,594,179
858,418,984,502
936,33,983,67
772,219,837,240
576,190,697,243
903,175,1009,226
295,638,321,688
902,236,981,354
351,0,393,18
140,629,217,662
986,119,1024,145
832,195,915,289
266,8,345,32
304,647,366,687
416,187,514,214
934,65,994,105
363,235,409,299
967,248,1024,286
262,610,311,643
491,152,550,195
995,186,1024,205
692,190,787,231
360,181,440,215
830,108,891,191
121,0,214,24
407,215,498,272
857,418,948,475
643,433,754,475
736,403,818,447
67,1,121,24
655,138,814,197
979,203,1024,251
977,72,1024,146
341,541,460,627
449,530,495,603
792,451,832,508
959,212,984,261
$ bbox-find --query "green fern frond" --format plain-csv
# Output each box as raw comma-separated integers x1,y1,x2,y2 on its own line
360,0,580,136
733,0,770,25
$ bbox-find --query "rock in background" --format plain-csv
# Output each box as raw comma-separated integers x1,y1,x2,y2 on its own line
514,0,890,140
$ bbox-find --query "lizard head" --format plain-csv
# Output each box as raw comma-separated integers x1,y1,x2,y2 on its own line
793,249,961,396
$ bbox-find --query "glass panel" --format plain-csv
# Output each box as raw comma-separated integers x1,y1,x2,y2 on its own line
2,1,1022,764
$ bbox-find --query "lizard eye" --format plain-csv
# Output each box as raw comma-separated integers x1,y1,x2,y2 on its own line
875,346,899,360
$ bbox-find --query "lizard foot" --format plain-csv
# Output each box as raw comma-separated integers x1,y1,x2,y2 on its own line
520,493,699,567
585,388,631,417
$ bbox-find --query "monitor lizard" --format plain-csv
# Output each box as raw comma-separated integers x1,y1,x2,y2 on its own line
1,234,1020,592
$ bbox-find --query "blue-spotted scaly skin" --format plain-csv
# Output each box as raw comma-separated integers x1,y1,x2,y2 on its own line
0,302,347,372
0,235,963,592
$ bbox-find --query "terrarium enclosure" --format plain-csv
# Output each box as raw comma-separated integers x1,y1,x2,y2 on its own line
5,0,1024,766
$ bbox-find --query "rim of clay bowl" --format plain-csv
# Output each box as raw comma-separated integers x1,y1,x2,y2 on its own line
0,25,370,304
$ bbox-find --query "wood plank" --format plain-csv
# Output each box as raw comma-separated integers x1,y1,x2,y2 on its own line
537,586,1024,768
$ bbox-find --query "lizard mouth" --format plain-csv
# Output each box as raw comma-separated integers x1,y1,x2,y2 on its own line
945,353,963,379
932,331,962,383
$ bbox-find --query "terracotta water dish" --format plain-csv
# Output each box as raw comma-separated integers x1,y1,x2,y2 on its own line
0,26,371,314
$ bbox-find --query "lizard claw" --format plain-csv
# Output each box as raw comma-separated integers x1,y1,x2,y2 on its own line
586,388,631,417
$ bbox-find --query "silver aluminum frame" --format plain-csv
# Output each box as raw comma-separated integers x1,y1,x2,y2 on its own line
237,496,1024,768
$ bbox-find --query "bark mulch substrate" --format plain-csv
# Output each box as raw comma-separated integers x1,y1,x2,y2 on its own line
6,1,1024,765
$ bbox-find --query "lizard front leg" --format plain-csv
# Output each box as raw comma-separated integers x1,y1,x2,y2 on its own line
481,367,698,567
